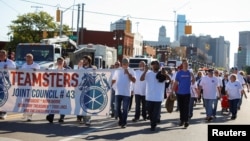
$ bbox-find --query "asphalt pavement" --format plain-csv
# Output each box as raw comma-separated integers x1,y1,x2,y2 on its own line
1,94,250,141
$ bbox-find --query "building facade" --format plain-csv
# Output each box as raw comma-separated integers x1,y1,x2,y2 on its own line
237,31,250,69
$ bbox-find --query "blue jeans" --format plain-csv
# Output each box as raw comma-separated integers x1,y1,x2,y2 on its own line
212,98,219,116
204,99,214,117
189,97,196,117
110,88,116,117
134,95,146,120
115,95,131,126
229,99,240,116
237,94,243,109
146,100,161,128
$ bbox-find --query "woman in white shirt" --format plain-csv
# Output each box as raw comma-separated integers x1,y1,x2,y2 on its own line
225,74,244,120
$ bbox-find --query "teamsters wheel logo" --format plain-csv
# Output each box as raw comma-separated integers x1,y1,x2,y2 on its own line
0,71,11,107
80,86,108,114
78,72,111,114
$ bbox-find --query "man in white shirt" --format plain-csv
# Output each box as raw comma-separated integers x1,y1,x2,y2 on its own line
21,53,40,121
77,55,97,126
141,61,169,131
112,58,136,128
0,50,16,119
132,61,147,122
212,70,222,118
198,69,220,122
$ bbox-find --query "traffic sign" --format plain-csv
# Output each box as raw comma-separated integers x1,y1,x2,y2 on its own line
69,35,77,40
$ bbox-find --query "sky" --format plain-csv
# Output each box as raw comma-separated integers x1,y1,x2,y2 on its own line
1,0,250,67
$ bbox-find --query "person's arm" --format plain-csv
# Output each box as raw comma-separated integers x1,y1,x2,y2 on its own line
125,69,136,83
140,66,148,81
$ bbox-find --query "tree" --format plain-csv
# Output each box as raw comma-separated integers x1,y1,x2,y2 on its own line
7,11,71,51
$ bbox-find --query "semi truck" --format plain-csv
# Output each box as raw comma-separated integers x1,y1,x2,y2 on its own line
15,35,96,69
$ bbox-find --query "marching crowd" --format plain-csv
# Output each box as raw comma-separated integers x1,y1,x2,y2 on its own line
0,49,249,131
109,57,249,131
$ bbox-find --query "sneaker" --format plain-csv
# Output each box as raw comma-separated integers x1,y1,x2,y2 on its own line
58,119,64,123
150,126,156,131
85,119,91,126
132,118,139,122
46,115,53,123
179,121,184,126
184,122,189,128
77,116,82,122
121,124,126,128
231,115,236,120
206,117,213,122
0,113,7,120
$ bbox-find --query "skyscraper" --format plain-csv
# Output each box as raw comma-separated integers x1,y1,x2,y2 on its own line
110,18,132,33
176,14,186,41
237,31,250,69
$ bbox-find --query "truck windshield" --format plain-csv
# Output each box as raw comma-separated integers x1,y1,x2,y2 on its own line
16,45,54,61
129,59,148,68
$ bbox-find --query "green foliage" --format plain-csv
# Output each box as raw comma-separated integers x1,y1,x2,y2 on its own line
7,11,71,51
244,66,250,75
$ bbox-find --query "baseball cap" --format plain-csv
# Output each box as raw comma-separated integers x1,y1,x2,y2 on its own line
122,58,129,64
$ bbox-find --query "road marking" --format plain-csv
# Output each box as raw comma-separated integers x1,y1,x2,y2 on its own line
59,121,116,141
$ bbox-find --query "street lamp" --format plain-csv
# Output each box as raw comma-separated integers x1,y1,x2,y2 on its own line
59,4,79,37
113,33,123,56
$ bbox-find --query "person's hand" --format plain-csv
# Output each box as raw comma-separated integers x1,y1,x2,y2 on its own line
124,68,129,74
161,67,166,73
144,65,149,72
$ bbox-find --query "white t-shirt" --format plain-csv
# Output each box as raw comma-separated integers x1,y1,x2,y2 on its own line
190,82,198,98
0,59,16,69
133,69,146,96
236,73,245,85
110,68,120,90
21,62,40,69
112,68,135,96
225,80,243,100
144,70,165,102
199,76,219,99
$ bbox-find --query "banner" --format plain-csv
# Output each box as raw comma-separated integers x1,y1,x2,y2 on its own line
0,69,112,116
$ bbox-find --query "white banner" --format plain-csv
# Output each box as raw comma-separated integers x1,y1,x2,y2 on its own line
0,69,112,116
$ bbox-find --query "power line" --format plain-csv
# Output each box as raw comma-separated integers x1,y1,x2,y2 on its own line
0,0,20,13
18,0,250,24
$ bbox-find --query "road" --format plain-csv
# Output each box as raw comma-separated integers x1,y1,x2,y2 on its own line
1,95,250,141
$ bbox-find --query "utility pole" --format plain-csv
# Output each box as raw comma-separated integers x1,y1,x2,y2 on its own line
80,3,85,45
71,0,76,33
76,4,80,46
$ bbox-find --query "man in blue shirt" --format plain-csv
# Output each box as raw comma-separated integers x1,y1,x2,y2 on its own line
171,59,194,128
